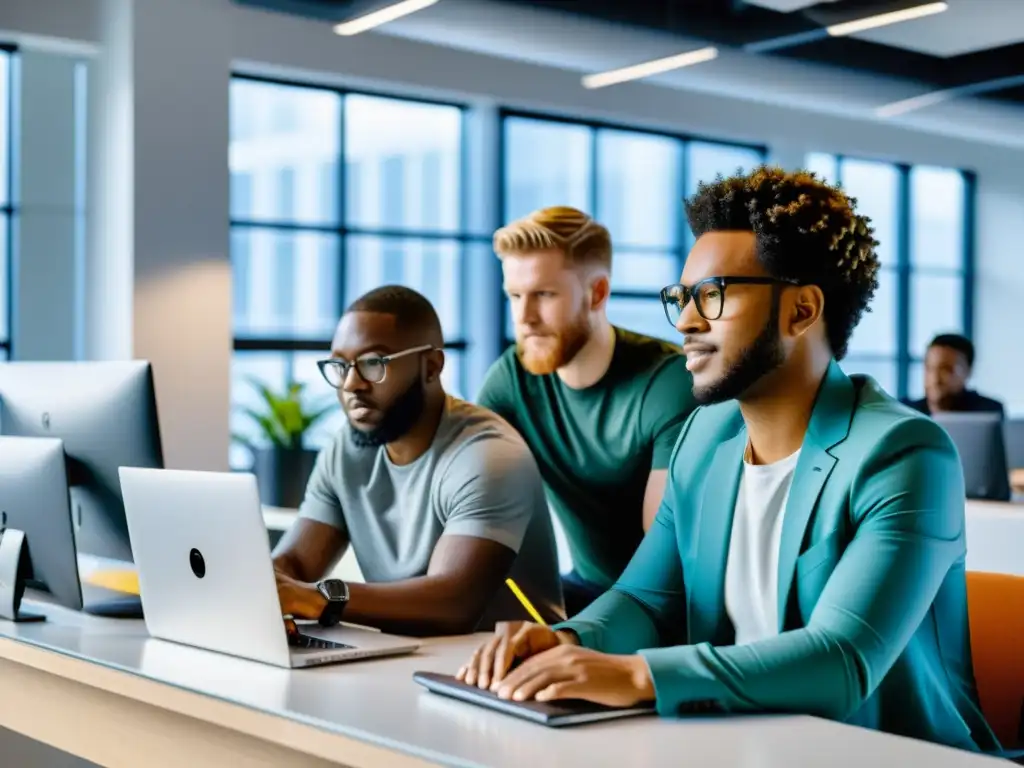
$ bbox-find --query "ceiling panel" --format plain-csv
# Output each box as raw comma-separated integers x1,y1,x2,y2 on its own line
231,0,1024,107
847,0,1024,57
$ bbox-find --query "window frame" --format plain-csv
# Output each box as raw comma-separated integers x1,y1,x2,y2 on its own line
229,73,492,395
822,154,975,400
0,44,16,361
496,107,769,349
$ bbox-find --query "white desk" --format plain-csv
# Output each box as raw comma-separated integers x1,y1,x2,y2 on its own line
0,604,1009,768
966,500,1024,576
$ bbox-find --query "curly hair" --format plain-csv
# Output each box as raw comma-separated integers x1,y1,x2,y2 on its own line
493,206,612,271
685,165,880,360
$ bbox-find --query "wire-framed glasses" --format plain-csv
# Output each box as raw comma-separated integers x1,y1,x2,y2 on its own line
317,344,435,388
660,276,801,326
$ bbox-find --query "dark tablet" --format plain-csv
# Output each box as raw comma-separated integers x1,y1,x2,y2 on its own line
412,671,656,727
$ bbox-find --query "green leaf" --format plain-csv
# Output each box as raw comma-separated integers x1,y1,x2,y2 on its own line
239,375,339,450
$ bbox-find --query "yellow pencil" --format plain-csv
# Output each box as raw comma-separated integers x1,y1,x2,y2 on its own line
505,577,547,626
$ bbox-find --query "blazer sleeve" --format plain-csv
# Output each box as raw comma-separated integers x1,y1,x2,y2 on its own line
633,417,967,721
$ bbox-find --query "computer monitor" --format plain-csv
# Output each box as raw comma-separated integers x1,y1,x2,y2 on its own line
1004,418,1024,471
932,412,1011,502
0,361,164,616
0,437,83,622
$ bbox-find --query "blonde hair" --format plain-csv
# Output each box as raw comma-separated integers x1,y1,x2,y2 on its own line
493,206,612,271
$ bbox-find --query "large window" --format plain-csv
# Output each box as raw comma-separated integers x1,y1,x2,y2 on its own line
229,77,469,467
501,112,766,346
0,48,12,362
806,153,973,400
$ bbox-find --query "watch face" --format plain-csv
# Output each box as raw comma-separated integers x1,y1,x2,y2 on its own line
320,579,347,601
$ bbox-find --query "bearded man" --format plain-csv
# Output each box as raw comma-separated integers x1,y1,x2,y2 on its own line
272,285,563,636
477,207,696,616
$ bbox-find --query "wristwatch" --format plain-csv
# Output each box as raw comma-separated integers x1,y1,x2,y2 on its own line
315,578,349,627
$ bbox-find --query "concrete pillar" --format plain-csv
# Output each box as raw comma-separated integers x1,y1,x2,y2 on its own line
84,0,232,470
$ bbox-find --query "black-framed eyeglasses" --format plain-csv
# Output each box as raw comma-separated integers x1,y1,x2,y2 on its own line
660,276,801,326
317,344,435,388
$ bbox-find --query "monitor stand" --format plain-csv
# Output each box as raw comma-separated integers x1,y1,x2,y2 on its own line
0,529,46,623
83,594,143,619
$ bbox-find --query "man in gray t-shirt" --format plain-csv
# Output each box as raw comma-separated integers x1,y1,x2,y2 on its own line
272,286,563,636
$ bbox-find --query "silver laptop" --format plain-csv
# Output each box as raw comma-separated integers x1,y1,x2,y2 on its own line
118,467,421,668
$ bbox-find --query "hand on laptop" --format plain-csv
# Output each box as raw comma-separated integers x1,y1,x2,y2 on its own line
489,645,656,708
275,570,326,620
456,621,577,691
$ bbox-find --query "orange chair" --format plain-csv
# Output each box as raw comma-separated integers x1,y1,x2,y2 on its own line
966,570,1024,749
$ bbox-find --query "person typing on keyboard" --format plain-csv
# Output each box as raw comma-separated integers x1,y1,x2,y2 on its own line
271,286,563,638
455,167,1002,754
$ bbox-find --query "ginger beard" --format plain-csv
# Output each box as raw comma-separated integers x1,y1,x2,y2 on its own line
515,300,591,375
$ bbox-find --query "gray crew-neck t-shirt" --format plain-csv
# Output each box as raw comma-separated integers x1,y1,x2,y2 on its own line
297,396,564,627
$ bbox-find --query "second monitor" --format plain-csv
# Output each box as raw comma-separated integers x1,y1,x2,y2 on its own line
0,436,83,621
931,412,1012,502
0,360,163,617
0,360,164,563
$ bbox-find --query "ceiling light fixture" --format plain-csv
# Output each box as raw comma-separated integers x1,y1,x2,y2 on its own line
582,47,719,89
825,1,948,37
875,90,950,118
334,0,440,36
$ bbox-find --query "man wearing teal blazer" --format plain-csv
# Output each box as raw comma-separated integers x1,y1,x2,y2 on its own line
456,166,1001,753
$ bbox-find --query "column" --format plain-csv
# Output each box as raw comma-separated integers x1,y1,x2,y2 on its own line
10,50,84,361
462,103,502,399
85,0,233,470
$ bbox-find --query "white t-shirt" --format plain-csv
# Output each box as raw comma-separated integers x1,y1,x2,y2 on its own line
724,447,801,646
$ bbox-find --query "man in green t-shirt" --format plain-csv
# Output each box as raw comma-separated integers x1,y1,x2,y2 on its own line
477,206,697,616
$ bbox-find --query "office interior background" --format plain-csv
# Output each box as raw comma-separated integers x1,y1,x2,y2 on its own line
0,0,1021,475
2,1,1024,765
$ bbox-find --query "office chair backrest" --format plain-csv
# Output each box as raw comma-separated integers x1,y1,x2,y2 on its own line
967,570,1024,748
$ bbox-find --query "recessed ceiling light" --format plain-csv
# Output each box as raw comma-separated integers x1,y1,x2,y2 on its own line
333,0,440,36
582,47,719,89
826,1,948,37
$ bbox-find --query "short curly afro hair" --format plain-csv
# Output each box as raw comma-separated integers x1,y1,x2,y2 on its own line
685,165,880,360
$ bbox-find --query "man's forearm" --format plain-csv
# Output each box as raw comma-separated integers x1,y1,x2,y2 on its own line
342,577,488,637
271,551,302,580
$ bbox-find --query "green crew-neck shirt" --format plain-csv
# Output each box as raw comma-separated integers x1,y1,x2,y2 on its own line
476,327,697,588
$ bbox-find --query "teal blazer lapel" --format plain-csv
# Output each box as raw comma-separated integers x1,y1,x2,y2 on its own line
690,430,746,644
775,361,856,630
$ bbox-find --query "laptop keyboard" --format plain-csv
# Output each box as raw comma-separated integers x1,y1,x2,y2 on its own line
288,631,355,651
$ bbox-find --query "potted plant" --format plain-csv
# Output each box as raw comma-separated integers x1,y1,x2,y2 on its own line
233,377,337,509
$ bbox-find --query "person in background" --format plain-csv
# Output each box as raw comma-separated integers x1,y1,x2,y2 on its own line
906,333,1004,417
456,167,1001,755
476,206,697,617
272,285,563,637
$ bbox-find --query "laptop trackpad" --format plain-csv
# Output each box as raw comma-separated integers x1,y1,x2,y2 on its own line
412,671,655,726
